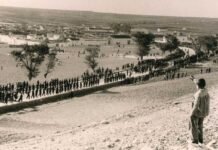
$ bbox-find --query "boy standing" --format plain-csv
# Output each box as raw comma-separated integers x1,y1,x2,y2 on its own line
190,76,210,145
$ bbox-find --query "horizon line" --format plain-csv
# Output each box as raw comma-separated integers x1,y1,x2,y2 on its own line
0,5,218,20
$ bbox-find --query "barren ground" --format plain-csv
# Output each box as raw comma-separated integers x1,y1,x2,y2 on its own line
0,72,217,149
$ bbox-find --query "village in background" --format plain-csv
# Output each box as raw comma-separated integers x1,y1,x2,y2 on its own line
0,6,217,58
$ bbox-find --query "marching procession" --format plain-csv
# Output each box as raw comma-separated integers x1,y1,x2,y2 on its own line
0,57,213,104
0,66,127,104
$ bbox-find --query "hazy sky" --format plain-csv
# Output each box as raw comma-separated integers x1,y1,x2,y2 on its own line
0,0,218,18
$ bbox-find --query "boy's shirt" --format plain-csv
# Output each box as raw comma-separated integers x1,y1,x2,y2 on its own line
192,88,210,118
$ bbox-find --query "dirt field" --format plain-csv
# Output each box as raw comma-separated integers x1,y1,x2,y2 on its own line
0,72,217,149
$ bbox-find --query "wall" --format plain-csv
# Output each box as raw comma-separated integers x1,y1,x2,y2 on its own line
0,80,125,114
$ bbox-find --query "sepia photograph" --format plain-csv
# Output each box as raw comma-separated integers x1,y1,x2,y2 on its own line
0,0,217,149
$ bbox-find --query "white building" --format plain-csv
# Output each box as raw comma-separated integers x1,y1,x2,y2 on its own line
155,36,167,44
157,28,168,33
0,34,40,45
47,33,61,41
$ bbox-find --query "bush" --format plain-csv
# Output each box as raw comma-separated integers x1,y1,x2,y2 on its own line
164,49,185,61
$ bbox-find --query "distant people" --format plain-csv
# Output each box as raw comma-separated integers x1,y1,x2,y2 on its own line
189,76,210,146
18,93,23,102
205,68,211,73
177,72,180,78
208,67,211,73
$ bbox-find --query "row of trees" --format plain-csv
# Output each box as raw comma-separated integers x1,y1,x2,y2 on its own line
134,33,180,60
134,33,218,61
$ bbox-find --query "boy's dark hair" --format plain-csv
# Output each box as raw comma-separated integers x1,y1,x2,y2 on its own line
197,78,206,89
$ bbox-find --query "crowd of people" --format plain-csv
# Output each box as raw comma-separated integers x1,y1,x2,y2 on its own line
0,57,215,104
104,72,126,83
164,71,188,80
0,66,128,104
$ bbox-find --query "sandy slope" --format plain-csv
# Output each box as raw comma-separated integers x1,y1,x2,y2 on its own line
0,73,218,150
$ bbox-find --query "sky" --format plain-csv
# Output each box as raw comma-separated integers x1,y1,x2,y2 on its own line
0,0,218,18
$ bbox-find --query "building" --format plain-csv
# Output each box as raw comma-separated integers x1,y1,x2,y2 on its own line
154,36,167,44
47,33,61,41
109,34,133,46
131,28,150,34
84,26,114,37
0,34,40,45
157,28,168,33
177,35,192,45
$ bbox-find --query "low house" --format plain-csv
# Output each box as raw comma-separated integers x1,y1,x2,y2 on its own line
109,34,133,46
177,35,192,45
47,33,61,41
0,34,40,45
154,36,167,44
131,28,150,34
157,28,168,33
84,26,114,37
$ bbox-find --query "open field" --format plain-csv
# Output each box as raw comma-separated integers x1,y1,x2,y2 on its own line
0,44,138,84
1,43,218,85
0,71,217,149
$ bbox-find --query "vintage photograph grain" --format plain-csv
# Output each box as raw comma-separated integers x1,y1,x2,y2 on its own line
0,0,217,149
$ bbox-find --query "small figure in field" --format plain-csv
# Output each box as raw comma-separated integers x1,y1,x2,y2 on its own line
189,75,210,146
200,68,203,74
208,67,211,73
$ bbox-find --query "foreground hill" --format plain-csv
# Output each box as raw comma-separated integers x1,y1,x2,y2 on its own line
0,72,217,149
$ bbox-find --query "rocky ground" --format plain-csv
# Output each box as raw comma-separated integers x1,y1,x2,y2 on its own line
0,73,217,150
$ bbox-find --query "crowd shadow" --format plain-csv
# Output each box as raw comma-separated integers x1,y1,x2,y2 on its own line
16,106,39,114
97,89,120,94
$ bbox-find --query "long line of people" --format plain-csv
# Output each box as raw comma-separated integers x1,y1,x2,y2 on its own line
0,59,213,104
0,67,128,104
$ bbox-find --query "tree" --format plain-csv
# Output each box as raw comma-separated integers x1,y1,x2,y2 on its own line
198,36,217,54
191,36,217,61
160,35,180,53
111,23,132,33
121,24,132,33
44,52,57,78
85,46,100,71
191,38,201,54
11,44,49,80
134,32,155,60
111,23,121,33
